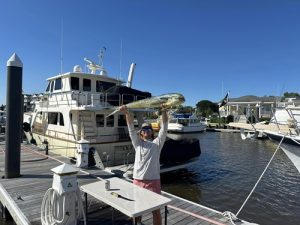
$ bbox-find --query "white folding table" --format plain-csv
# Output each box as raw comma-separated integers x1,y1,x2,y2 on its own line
81,177,172,225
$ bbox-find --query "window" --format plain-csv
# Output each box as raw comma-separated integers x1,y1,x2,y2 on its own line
50,81,54,92
118,115,126,126
83,79,91,91
48,112,58,125
54,78,62,90
59,113,64,126
96,80,115,92
96,114,104,127
46,82,51,92
106,115,114,127
71,77,80,90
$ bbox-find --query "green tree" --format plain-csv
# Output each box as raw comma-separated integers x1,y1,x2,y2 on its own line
283,92,300,98
176,106,194,114
196,100,219,117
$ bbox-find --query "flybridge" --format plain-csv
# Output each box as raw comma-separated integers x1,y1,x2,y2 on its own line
37,56,150,109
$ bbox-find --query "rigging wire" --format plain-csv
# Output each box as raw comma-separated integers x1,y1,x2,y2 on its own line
235,135,285,216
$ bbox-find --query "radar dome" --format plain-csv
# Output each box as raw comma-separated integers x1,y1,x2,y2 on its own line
73,65,82,72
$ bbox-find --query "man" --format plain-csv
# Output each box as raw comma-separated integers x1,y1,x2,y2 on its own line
120,105,168,225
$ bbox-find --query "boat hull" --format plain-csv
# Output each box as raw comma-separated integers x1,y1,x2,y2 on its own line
265,131,300,173
167,124,206,133
28,132,201,170
30,132,135,167
265,131,300,147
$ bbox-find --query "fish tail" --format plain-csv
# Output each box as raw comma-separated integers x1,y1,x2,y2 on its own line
106,108,120,118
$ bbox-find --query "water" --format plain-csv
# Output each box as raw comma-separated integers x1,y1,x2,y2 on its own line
161,132,300,225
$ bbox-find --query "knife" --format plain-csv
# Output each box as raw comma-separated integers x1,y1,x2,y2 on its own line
111,192,134,201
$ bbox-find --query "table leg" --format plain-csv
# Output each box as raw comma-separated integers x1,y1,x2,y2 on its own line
85,193,88,222
165,206,167,225
111,207,114,225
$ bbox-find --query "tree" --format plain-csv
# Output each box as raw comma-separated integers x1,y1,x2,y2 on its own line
196,100,219,117
283,92,300,98
176,106,194,114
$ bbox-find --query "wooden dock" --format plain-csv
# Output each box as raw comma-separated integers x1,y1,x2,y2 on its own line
228,122,298,135
0,142,244,225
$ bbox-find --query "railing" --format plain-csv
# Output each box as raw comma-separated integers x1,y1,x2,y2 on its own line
70,92,148,107
38,91,148,108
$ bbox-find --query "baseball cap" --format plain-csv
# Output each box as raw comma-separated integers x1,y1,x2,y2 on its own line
141,123,153,130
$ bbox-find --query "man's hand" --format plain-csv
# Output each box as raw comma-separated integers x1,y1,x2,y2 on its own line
119,105,128,114
161,104,168,123
120,105,133,124
161,103,167,112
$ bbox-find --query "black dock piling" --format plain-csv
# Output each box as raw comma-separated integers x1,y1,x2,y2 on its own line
5,53,23,178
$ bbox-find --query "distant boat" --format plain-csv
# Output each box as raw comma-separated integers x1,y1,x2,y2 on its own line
167,113,207,133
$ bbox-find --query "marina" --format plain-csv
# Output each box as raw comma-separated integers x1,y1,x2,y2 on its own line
0,130,299,225
1,56,300,225
1,2,300,225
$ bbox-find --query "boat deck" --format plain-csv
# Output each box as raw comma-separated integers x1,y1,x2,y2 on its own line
0,142,248,225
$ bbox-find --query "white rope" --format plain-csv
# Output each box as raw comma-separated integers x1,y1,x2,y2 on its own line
223,211,240,224
41,188,86,225
236,135,285,216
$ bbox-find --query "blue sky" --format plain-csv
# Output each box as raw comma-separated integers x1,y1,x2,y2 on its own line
1,0,300,106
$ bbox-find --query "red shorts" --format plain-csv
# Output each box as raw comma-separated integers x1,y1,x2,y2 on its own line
133,179,161,194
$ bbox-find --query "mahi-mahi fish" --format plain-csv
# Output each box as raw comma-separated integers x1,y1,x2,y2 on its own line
106,93,185,117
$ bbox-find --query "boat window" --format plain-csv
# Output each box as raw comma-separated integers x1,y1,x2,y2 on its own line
36,111,43,120
48,112,58,125
83,79,91,91
59,113,64,126
118,115,126,126
96,114,104,127
96,80,115,92
106,115,114,127
71,77,80,90
46,82,51,92
54,78,62,90
50,81,54,92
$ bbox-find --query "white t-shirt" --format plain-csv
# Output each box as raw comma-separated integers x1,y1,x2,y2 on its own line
128,122,168,180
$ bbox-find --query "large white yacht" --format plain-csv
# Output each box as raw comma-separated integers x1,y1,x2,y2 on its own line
23,54,201,172
23,55,154,167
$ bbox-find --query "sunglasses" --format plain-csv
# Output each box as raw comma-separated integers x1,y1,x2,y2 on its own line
141,127,152,132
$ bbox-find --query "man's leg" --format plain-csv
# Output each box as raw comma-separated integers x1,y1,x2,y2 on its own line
153,209,162,225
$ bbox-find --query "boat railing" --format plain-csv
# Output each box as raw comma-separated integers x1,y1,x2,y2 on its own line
73,92,148,107
39,91,149,108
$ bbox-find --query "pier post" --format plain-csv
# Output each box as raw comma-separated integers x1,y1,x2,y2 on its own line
5,53,23,178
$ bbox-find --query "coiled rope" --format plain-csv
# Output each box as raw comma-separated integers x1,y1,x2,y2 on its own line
41,188,86,225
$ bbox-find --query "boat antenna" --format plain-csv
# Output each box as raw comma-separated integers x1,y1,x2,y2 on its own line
60,18,64,74
119,39,123,80
98,47,106,66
